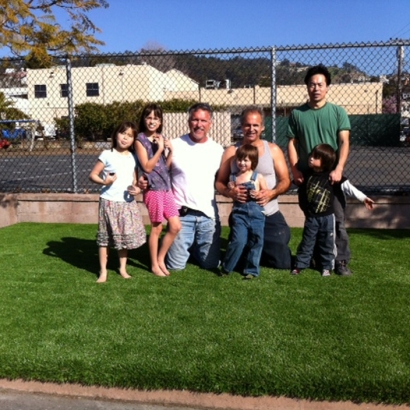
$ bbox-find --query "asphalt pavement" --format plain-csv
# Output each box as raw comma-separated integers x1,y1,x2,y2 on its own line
0,388,201,410
1,146,410,193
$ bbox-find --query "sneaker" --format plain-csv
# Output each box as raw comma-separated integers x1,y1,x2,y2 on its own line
244,274,255,280
290,268,302,275
321,269,331,277
335,260,352,276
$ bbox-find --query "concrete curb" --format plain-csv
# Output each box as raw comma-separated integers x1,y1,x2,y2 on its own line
0,379,409,410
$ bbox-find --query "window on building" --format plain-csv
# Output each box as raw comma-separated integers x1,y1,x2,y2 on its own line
60,84,68,98
86,82,99,97
34,84,47,98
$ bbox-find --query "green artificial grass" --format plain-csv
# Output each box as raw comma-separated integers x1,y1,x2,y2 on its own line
0,223,409,404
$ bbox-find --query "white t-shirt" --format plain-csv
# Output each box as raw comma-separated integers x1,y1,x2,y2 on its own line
171,134,223,219
98,149,137,202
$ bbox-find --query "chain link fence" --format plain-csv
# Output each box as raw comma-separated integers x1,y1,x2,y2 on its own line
1,40,410,194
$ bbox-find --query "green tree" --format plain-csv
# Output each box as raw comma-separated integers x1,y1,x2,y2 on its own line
0,91,29,126
0,0,108,67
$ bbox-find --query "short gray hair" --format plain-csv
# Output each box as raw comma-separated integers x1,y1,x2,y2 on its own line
240,106,264,125
188,103,213,119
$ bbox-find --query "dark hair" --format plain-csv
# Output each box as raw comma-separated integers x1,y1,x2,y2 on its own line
240,106,265,125
304,64,331,86
310,144,336,172
111,121,137,153
236,144,259,170
188,102,213,119
138,103,163,134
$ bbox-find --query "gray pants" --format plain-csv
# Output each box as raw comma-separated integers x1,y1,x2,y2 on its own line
333,190,351,262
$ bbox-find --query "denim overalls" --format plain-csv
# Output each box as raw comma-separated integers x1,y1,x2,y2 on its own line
222,172,266,276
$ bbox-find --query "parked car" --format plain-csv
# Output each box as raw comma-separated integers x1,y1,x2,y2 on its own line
232,126,244,142
400,127,410,146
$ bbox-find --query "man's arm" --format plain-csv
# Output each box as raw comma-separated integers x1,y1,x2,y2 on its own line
270,143,292,198
288,137,304,185
330,130,350,183
254,143,291,207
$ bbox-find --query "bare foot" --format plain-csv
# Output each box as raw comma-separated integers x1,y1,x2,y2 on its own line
119,270,132,279
158,261,171,276
97,271,107,283
152,266,167,277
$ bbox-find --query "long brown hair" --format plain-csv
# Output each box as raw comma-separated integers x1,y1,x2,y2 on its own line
111,121,137,153
138,103,163,134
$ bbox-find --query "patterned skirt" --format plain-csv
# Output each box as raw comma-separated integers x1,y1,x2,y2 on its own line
97,198,146,250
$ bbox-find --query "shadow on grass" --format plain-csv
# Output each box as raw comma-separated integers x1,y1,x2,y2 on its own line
43,236,151,277
349,228,410,240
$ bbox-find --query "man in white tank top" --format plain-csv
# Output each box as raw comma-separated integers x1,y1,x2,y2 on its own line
216,107,292,270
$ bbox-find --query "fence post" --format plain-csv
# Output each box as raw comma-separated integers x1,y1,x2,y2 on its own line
271,46,277,142
65,57,78,193
397,45,404,114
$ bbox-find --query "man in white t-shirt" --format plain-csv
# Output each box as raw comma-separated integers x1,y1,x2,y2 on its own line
166,103,224,270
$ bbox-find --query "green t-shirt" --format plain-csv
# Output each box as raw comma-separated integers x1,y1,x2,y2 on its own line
287,102,351,173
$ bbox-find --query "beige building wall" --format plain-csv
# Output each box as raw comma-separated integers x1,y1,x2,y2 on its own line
165,87,272,108
165,69,199,91
277,83,383,115
166,83,383,115
26,64,198,126
25,64,384,129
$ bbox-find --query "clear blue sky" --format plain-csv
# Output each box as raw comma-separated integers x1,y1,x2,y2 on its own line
83,0,410,53
0,0,409,57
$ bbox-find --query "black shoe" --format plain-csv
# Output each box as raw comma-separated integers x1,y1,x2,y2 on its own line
219,268,229,277
335,260,352,276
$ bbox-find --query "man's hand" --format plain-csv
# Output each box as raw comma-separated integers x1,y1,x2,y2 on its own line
231,184,248,203
253,189,272,207
292,168,304,186
329,168,343,184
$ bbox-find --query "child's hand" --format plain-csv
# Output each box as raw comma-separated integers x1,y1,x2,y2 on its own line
164,137,172,152
137,175,149,191
105,173,117,185
364,197,374,210
155,135,165,151
127,185,141,196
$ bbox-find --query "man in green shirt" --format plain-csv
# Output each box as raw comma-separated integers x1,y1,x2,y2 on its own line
288,64,352,276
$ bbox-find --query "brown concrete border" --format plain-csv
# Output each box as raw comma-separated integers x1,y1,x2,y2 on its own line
1,193,409,229
0,379,409,410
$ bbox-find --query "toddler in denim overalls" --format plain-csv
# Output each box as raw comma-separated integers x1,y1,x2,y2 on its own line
222,144,267,279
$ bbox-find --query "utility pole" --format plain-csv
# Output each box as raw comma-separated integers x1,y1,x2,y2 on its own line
397,45,405,113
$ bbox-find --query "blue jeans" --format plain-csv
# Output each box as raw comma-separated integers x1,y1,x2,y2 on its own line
261,211,292,269
223,201,265,276
166,210,221,270
295,214,336,270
